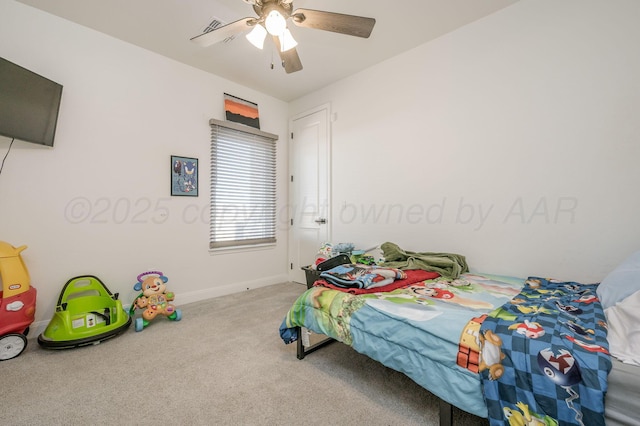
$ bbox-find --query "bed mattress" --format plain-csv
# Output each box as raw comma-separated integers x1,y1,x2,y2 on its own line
605,358,640,426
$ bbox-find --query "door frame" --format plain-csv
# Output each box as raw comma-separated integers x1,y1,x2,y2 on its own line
288,103,332,283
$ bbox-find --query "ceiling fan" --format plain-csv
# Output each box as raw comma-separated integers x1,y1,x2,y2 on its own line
190,0,376,74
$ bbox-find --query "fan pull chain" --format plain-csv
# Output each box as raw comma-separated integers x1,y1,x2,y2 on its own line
268,45,286,70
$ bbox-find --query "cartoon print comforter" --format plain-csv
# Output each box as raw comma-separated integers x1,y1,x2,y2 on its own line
472,277,611,425
280,272,524,417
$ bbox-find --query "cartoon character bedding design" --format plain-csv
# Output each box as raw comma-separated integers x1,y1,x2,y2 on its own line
280,272,612,422
472,277,611,425
280,272,524,417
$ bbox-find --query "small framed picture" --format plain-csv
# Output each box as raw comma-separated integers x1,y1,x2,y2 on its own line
171,155,198,196
224,93,260,129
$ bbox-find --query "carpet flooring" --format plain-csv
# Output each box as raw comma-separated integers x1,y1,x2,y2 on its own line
0,282,488,425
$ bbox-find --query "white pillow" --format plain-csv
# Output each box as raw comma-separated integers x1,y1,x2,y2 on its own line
597,251,640,310
605,289,640,366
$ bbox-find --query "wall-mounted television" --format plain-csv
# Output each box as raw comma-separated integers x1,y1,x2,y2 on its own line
0,57,63,147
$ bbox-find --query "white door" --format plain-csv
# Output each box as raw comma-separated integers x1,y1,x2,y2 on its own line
288,105,330,284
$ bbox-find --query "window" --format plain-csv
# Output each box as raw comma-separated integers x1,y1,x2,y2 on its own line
209,119,278,249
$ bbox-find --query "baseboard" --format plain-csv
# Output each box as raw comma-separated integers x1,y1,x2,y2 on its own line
28,273,289,340
173,273,290,305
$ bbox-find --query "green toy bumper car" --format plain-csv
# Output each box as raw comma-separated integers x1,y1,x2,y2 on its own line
38,275,131,349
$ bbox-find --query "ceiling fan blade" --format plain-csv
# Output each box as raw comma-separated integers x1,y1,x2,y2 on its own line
291,9,375,38
190,17,254,47
273,36,303,74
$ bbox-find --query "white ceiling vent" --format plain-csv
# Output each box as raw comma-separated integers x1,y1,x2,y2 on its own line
201,17,236,43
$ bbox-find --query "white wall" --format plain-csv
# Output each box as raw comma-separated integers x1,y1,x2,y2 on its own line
0,0,290,328
3,0,639,332
290,0,640,283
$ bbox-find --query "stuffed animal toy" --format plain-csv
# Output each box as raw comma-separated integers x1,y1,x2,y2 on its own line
131,271,182,332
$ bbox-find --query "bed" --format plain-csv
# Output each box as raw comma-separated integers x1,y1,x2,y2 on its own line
597,251,640,426
279,244,640,425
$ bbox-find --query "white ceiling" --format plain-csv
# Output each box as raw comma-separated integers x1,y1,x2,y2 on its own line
16,0,519,102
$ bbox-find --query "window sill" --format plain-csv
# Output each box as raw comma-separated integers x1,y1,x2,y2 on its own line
208,243,276,255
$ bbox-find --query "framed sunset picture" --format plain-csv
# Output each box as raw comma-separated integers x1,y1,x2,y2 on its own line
223,93,260,129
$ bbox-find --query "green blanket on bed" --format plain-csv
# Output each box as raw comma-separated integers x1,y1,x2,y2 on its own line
380,242,469,279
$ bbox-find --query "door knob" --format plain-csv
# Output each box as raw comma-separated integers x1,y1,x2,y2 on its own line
314,218,327,224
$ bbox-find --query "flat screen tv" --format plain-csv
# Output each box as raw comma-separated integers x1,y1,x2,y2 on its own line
0,57,63,147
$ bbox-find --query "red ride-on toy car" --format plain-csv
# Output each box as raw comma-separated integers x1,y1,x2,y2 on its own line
0,241,37,361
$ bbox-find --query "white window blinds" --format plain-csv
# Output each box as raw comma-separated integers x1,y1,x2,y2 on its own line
209,119,278,249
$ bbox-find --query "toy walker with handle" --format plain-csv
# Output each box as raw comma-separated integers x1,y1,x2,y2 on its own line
0,241,37,361
130,271,182,332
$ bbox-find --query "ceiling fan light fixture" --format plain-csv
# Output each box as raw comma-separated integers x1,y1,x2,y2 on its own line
191,0,376,75
265,10,287,36
246,23,267,49
279,28,298,52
